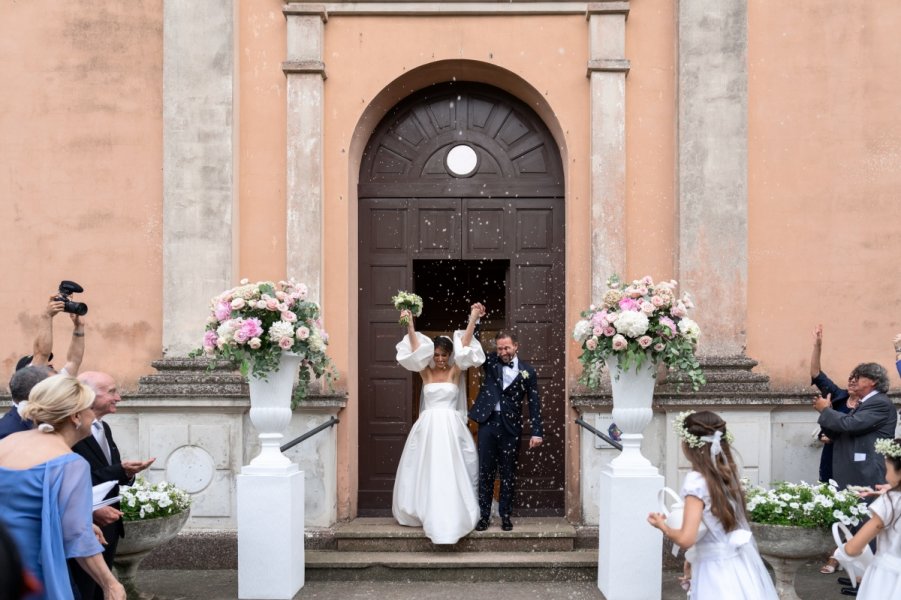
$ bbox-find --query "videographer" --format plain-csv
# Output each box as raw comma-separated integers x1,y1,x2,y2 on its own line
19,293,86,376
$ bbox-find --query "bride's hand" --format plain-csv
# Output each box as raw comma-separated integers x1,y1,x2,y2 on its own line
400,309,413,323
470,303,486,319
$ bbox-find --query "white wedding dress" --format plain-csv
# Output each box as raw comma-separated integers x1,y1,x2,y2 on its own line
393,331,484,544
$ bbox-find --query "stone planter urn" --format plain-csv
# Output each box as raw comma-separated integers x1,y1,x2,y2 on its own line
605,353,657,469
245,351,302,473
113,510,190,600
751,522,833,600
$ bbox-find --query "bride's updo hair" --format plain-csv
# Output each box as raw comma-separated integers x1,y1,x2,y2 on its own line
433,336,454,355
21,375,95,431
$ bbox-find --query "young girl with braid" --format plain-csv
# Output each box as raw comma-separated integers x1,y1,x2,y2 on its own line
647,410,777,599
833,437,901,599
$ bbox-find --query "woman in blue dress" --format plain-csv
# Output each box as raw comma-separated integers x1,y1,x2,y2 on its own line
0,375,125,600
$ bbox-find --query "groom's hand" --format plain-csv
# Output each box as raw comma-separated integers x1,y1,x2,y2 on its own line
529,436,543,449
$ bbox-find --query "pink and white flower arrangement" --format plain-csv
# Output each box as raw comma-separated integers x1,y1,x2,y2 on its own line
198,278,335,406
572,274,705,390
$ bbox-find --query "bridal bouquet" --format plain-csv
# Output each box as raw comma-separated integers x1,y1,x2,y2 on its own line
392,291,423,326
198,278,336,404
120,478,191,521
572,274,705,390
745,480,868,529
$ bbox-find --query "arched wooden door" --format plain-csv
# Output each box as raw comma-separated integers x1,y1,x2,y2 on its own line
357,82,565,515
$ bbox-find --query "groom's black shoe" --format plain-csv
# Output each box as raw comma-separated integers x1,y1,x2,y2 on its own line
840,587,858,597
501,517,513,531
475,518,490,532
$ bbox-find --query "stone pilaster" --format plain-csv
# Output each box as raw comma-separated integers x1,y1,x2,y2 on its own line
162,0,236,356
283,6,327,303
677,0,748,356
586,2,630,302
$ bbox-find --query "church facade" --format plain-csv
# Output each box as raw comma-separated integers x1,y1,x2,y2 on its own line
2,1,899,529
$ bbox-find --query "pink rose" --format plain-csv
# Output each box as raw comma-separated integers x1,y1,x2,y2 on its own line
651,295,666,307
585,337,598,351
671,304,686,318
641,276,654,286
275,291,287,301
296,326,310,340
593,325,604,336
279,337,294,350
640,301,655,315
297,284,308,300
266,298,280,311
256,300,267,309
203,330,218,350
653,342,666,352
281,311,297,323
605,311,618,322
603,326,616,337
611,334,628,351
248,337,261,350
214,302,231,322
234,329,250,344
231,297,246,310
637,335,653,349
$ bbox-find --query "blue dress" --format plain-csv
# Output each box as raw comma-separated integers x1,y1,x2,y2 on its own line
0,453,103,599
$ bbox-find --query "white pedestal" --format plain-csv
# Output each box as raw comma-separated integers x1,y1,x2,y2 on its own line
237,469,305,599
598,463,664,600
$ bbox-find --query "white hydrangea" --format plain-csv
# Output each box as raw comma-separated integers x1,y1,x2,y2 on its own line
268,320,295,343
613,311,649,338
678,317,701,341
573,319,593,343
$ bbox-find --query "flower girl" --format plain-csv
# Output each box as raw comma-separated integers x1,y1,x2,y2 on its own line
833,437,901,599
647,411,777,599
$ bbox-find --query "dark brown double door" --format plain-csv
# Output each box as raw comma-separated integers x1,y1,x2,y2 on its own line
357,196,565,515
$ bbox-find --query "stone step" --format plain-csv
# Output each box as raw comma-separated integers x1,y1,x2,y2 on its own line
335,517,576,552
305,549,598,582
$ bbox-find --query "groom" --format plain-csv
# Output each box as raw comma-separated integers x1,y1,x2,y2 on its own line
468,330,543,531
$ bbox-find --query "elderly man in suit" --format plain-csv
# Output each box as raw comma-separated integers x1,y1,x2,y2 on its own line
468,330,543,532
814,362,897,489
69,371,154,600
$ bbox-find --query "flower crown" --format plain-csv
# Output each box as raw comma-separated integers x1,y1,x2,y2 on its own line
674,411,735,449
875,438,901,459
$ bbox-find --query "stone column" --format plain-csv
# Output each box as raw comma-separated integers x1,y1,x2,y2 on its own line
587,2,630,301
283,6,327,302
162,0,236,357
677,0,748,356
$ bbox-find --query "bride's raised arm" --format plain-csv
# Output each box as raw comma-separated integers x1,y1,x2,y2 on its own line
459,303,484,348
396,310,434,374
401,309,419,351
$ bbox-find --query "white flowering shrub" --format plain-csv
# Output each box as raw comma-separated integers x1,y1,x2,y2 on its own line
121,478,191,521
745,480,868,529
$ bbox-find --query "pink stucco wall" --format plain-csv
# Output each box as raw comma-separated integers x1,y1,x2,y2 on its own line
747,3,901,385
0,1,163,390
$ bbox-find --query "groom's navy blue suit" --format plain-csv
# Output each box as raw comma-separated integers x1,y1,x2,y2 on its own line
468,352,542,519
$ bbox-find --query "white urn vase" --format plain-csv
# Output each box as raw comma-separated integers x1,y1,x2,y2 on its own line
245,351,302,473
605,353,657,470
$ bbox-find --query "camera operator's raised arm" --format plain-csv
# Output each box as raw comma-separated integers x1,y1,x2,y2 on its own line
64,313,86,376
31,295,64,367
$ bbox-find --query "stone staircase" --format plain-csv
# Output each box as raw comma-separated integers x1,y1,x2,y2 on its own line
306,517,598,582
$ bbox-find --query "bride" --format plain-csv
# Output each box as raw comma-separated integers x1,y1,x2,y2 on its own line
393,303,486,544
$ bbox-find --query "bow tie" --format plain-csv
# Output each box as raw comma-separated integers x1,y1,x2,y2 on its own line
502,362,515,369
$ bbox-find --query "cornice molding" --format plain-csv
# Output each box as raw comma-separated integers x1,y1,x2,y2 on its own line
282,60,328,80
284,2,592,16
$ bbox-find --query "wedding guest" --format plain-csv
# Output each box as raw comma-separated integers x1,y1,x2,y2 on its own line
17,295,86,376
814,363,897,490
69,372,154,600
0,375,125,600
0,366,53,440
809,325,856,484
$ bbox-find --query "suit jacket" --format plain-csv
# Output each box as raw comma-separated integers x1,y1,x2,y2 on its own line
468,352,543,438
72,421,134,539
0,405,30,440
818,391,898,488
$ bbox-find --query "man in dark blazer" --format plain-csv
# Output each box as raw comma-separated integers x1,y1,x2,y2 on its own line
0,366,52,440
70,371,154,600
815,362,898,489
468,330,543,531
